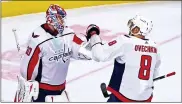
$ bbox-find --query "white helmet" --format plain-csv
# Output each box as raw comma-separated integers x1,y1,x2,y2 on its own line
127,15,153,36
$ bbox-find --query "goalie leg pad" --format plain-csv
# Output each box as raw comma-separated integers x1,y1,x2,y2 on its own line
45,91,70,102
14,75,39,102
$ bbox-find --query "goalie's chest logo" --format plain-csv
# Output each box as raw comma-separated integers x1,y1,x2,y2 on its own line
49,45,72,63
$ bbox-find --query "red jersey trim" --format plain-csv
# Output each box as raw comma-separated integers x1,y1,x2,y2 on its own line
73,34,83,45
27,46,41,80
108,40,117,46
107,86,153,102
39,81,66,91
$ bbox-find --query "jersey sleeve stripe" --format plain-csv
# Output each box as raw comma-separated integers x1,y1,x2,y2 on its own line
107,86,153,102
73,34,83,45
27,46,41,80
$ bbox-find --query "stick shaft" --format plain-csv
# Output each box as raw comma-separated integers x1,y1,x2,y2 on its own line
153,71,176,81
12,29,20,52
101,71,176,98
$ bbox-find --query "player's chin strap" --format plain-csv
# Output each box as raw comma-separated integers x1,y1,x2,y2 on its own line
45,90,70,102
14,75,39,102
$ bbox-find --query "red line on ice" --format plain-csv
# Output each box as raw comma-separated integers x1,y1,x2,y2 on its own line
1,34,181,83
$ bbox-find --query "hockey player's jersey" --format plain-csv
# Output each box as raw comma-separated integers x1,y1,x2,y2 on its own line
90,34,161,101
20,24,88,91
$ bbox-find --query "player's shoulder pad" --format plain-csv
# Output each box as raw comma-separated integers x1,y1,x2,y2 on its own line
107,35,125,46
148,39,158,45
31,26,46,38
124,34,131,38
119,34,130,38
117,34,129,41
62,26,75,36
28,26,49,46
146,39,159,51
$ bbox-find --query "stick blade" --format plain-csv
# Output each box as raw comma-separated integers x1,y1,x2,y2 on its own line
100,83,110,98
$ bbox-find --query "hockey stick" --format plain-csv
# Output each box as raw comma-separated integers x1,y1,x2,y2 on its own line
153,71,176,81
64,90,70,102
12,28,24,59
100,71,176,98
12,29,21,52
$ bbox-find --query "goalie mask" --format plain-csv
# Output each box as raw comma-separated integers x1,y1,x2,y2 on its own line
46,4,67,35
127,15,153,36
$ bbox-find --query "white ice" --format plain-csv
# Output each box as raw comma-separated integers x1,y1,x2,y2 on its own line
1,1,181,102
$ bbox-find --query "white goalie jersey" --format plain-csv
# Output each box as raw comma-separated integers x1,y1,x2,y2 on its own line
20,24,90,91
90,34,161,101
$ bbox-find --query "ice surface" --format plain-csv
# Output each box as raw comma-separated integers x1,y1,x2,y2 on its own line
1,1,181,102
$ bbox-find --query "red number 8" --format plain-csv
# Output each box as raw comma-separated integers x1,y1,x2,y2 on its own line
138,55,152,80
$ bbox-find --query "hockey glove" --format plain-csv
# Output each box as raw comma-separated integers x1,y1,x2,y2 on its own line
86,24,100,41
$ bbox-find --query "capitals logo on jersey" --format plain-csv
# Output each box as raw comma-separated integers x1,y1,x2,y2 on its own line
49,47,72,63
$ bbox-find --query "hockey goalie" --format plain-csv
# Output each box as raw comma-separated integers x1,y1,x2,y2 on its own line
14,4,91,102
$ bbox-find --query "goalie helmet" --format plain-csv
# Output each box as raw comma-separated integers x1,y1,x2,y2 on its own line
46,4,67,35
127,15,153,36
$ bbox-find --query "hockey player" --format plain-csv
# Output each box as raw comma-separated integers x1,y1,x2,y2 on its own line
14,4,91,102
86,15,161,102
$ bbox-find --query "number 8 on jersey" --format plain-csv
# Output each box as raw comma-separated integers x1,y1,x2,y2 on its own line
138,55,152,80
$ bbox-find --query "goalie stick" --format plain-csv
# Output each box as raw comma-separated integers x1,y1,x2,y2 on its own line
12,29,21,52
100,71,176,98
12,28,25,60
